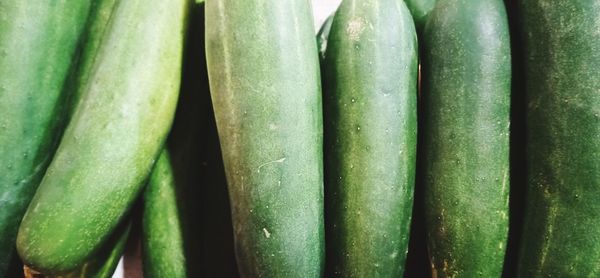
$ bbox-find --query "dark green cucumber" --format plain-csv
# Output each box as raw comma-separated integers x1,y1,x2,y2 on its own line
142,150,186,277
421,0,511,276
322,0,417,277
0,2,93,276
404,0,437,33
517,2,600,276
206,1,324,276
16,0,189,274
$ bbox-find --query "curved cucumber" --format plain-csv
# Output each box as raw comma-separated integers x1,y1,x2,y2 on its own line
404,0,437,33
16,0,189,274
322,0,418,277
205,1,324,276
142,150,186,277
0,2,93,275
517,2,600,276
421,0,511,276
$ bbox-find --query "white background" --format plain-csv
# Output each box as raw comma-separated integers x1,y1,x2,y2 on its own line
112,1,342,277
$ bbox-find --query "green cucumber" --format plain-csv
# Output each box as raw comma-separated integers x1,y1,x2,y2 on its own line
0,2,93,276
404,0,437,34
322,0,417,277
421,0,511,276
16,0,189,274
317,14,334,61
205,0,324,276
66,0,118,116
517,2,600,276
60,220,130,278
24,220,130,278
142,150,186,277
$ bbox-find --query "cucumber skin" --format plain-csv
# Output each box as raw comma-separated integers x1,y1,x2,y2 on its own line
317,15,334,61
142,151,186,278
322,0,418,277
66,0,118,116
404,0,437,33
16,0,189,274
56,220,131,278
0,2,92,276
205,1,324,277
518,2,600,276
421,0,511,277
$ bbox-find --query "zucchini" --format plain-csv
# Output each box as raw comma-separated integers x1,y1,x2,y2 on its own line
205,0,324,276
322,0,418,277
404,0,437,33
0,2,93,276
517,1,600,276
16,0,189,274
421,0,511,276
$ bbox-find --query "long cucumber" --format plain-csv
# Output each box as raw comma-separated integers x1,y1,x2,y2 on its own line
142,150,186,277
421,0,511,276
517,1,600,276
205,0,324,276
16,0,189,274
0,2,93,275
322,0,418,276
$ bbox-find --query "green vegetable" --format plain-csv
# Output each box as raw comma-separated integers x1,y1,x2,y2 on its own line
404,0,437,33
317,15,334,61
517,1,600,276
205,0,324,276
66,0,118,116
142,150,186,277
322,0,418,277
16,0,189,274
421,0,511,276
0,2,93,276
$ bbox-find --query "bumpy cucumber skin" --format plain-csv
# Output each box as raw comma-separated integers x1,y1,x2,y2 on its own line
404,0,437,33
16,0,189,274
421,0,511,277
518,2,600,277
322,0,418,277
142,150,186,278
0,2,92,276
205,1,324,277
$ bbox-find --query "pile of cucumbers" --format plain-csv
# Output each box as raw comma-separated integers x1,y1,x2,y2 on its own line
1,0,599,277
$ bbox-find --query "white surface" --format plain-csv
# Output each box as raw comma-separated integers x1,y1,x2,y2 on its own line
111,1,342,277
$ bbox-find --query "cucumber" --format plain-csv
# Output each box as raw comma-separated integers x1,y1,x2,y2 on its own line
142,150,186,277
322,0,417,277
205,1,324,276
16,0,189,274
24,220,130,278
317,15,334,61
0,2,93,276
59,220,130,278
421,0,511,276
66,0,118,116
517,2,600,276
404,0,437,33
